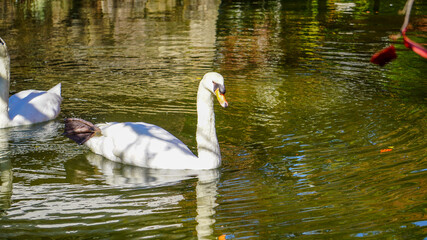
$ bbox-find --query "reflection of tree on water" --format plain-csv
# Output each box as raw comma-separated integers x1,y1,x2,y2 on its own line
85,153,220,240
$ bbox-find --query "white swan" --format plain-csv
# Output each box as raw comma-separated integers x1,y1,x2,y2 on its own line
64,72,228,170
0,37,62,128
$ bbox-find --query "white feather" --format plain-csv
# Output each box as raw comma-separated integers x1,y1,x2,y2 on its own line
0,37,62,128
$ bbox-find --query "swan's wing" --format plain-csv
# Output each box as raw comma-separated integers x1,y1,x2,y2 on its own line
86,122,197,169
9,88,62,125
8,90,33,108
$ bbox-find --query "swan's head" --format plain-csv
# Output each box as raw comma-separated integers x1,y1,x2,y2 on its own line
0,37,8,58
202,72,228,108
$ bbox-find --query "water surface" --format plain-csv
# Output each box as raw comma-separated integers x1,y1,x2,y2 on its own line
0,0,426,239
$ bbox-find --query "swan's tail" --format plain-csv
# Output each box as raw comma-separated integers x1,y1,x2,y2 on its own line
48,83,61,96
63,118,101,145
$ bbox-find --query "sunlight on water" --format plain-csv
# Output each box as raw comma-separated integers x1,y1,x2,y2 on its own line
0,0,426,239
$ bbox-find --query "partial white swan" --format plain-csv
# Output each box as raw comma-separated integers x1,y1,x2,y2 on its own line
0,37,62,128
64,72,228,170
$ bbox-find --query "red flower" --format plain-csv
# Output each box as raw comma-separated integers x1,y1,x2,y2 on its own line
370,45,397,66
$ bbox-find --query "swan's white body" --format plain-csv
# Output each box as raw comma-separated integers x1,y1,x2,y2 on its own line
66,72,228,170
0,37,62,128
86,121,202,169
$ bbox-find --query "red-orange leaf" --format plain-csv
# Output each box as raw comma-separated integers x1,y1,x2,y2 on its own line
380,148,393,153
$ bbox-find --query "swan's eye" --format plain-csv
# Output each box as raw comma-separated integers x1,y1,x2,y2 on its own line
213,82,226,94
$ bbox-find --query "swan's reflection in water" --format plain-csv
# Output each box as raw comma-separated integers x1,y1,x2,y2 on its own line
0,138,12,216
8,121,61,143
0,122,62,216
0,128,12,216
86,153,219,239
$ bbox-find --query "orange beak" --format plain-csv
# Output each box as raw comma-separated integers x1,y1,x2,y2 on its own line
215,89,228,108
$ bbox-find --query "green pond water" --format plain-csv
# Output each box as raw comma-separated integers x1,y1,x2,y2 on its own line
0,0,426,239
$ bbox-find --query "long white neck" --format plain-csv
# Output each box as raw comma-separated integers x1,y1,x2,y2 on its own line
0,53,10,128
196,82,221,169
